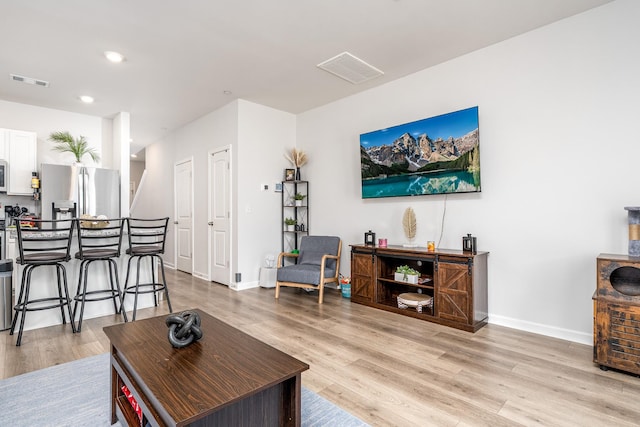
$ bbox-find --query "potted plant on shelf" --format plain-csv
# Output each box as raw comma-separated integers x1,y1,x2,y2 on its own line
395,265,420,284
293,193,306,206
284,217,297,231
48,131,101,164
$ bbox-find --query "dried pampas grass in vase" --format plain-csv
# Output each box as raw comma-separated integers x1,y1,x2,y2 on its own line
402,207,418,247
284,148,308,180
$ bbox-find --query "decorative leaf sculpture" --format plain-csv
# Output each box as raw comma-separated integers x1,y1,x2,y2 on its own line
402,207,417,242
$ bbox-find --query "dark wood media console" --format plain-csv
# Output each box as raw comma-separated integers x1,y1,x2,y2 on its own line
351,245,488,332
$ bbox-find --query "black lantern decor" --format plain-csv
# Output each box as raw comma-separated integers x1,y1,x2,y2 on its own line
462,234,477,253
364,230,376,246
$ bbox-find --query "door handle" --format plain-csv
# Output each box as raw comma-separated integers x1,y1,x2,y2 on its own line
174,221,178,225
208,221,214,226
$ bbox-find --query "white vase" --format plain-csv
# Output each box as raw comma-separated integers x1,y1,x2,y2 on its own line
394,272,419,284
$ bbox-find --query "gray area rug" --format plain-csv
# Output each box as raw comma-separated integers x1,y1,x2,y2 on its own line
0,353,368,427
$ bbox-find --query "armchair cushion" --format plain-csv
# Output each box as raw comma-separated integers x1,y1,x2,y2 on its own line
277,264,336,285
297,236,340,270
298,250,326,266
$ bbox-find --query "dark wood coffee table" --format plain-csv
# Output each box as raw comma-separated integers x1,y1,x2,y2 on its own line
103,309,309,426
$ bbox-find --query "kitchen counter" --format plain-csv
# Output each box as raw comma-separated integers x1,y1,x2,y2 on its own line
7,231,158,332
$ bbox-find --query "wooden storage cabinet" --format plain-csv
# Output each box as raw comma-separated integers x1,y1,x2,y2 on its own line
375,252,435,317
593,253,640,375
436,260,470,324
437,255,488,329
351,245,488,332
351,249,374,303
595,302,640,375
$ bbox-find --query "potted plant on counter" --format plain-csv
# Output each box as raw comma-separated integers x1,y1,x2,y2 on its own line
48,131,100,164
395,265,420,284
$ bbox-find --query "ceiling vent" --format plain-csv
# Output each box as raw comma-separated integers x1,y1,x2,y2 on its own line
317,52,384,85
10,74,49,87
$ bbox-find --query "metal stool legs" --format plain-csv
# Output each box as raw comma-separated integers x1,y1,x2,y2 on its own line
73,258,128,332
10,263,76,346
122,253,172,321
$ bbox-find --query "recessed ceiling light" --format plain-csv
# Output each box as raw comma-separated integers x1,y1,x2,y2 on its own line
130,153,137,158
104,51,125,63
79,95,94,103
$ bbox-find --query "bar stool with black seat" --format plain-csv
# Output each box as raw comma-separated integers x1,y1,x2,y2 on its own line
121,217,172,321
73,217,128,332
10,218,76,346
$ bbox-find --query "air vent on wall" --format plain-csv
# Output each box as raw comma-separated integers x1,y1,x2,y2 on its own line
10,74,50,87
317,51,384,85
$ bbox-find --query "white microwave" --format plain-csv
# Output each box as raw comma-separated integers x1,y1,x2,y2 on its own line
0,160,7,192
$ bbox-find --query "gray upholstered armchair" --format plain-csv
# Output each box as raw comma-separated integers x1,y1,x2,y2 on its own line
275,236,342,304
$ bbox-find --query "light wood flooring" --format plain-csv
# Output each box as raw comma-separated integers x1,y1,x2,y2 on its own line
2,269,639,426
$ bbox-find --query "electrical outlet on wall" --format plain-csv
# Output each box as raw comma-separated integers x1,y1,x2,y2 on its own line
260,183,269,191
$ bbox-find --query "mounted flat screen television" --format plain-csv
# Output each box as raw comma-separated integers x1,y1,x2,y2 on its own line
360,106,481,199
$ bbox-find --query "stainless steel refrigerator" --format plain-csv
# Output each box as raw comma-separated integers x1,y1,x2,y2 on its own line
40,163,120,220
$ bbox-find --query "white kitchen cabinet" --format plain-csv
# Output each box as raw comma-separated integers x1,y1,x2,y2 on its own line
0,129,37,195
0,129,8,160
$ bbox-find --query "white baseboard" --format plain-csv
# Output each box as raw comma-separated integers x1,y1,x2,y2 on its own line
489,314,592,345
229,281,260,291
192,271,208,280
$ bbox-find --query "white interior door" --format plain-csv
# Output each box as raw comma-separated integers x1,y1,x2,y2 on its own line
209,148,231,284
174,159,193,274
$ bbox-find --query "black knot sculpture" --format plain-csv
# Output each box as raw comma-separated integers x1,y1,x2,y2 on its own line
165,311,203,348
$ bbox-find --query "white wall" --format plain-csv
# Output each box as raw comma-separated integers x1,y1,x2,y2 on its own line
138,99,296,286
169,101,239,278
112,112,131,216
0,99,111,216
0,99,106,167
297,0,640,344
129,160,145,204
236,100,296,286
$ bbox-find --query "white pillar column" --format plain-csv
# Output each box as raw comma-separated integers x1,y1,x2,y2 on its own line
112,112,130,217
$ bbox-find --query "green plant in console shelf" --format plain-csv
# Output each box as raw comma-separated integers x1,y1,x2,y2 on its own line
293,193,306,200
284,217,297,225
396,265,419,281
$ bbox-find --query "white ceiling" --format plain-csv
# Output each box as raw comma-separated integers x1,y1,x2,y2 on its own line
1,0,613,155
